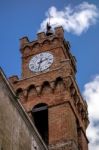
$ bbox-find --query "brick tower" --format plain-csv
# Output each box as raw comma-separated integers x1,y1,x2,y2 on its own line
9,25,89,150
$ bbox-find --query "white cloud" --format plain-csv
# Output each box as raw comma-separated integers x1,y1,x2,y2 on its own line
39,2,99,35
83,75,99,150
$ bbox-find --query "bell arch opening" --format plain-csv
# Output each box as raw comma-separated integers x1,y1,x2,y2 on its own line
31,103,48,144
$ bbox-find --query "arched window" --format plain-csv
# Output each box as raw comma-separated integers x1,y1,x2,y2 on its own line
54,77,65,92
41,81,51,94
31,103,48,144
27,85,37,100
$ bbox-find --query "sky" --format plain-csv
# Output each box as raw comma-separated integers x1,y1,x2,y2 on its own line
0,0,99,149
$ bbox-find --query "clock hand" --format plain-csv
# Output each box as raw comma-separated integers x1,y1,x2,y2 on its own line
37,62,41,71
37,57,52,71
41,58,48,63
38,57,43,64
37,58,43,71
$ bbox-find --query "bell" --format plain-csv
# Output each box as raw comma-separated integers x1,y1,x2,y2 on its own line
46,23,53,36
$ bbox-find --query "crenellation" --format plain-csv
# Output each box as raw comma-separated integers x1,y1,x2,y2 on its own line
20,37,29,49
9,75,19,84
55,26,64,38
37,32,46,40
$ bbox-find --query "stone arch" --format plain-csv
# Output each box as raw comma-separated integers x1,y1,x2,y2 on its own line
42,39,50,45
16,88,25,102
81,109,86,121
42,39,50,49
27,85,37,100
31,103,48,144
70,84,76,96
73,94,80,107
77,102,83,119
32,42,40,49
52,37,59,45
23,46,31,55
40,81,52,94
54,77,65,92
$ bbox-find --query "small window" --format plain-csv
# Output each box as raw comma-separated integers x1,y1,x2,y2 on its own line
31,103,48,144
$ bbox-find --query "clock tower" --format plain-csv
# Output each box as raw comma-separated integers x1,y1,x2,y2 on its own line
9,25,89,150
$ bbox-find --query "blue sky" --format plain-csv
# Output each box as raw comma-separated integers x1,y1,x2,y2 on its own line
0,0,99,91
0,1,99,149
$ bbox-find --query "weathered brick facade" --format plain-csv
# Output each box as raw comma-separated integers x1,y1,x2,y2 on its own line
9,26,89,150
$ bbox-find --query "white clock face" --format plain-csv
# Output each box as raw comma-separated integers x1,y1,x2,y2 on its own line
29,52,53,73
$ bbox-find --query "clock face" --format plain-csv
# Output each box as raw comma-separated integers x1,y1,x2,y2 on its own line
29,52,53,73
